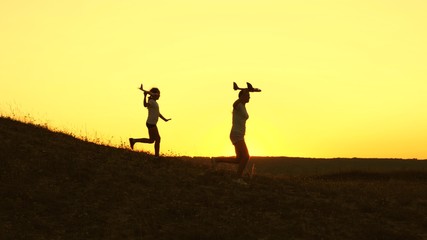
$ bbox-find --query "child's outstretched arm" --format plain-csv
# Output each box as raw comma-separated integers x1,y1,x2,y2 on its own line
160,113,171,122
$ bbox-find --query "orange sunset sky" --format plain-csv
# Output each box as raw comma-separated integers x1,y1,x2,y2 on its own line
1,0,427,158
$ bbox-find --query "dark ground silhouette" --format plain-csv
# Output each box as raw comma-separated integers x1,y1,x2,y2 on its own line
1,116,427,239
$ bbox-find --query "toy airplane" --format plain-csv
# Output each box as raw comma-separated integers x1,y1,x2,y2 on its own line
233,82,261,92
138,84,158,96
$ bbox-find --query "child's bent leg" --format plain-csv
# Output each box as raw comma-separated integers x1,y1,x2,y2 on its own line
133,138,155,143
214,157,239,164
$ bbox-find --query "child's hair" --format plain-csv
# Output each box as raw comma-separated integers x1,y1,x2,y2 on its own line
239,89,249,98
150,88,160,94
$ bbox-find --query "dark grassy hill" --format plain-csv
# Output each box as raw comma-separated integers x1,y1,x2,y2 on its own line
1,116,427,240
247,156,427,177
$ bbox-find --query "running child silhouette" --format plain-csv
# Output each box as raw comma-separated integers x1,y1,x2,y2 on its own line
212,82,261,185
129,87,171,158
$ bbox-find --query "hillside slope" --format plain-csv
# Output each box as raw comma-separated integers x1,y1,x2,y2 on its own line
1,117,427,240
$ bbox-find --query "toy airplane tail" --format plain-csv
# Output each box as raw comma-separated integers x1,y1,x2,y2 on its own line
233,82,239,91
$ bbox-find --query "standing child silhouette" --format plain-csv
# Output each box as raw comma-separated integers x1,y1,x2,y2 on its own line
129,87,171,158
